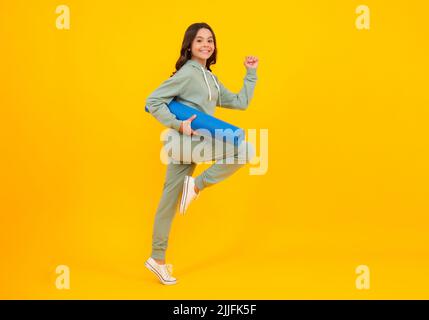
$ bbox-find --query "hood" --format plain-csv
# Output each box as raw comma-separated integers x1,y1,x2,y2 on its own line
184,59,222,106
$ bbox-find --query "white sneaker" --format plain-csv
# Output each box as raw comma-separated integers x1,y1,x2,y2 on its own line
145,257,177,285
179,176,199,215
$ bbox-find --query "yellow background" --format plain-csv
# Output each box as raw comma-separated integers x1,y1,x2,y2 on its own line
1,0,428,299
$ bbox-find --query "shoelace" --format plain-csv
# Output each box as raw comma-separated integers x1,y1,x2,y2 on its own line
165,264,173,276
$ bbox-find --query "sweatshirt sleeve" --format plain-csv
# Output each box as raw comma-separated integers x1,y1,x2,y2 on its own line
216,67,258,110
145,70,191,131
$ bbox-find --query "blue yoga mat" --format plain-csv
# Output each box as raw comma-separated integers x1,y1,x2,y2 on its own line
145,100,245,146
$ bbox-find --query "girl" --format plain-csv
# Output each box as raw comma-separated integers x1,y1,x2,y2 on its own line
145,22,259,285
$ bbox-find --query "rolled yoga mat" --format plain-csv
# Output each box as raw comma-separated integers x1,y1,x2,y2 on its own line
145,100,245,146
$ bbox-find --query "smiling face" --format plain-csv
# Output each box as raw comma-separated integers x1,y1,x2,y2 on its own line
190,28,215,66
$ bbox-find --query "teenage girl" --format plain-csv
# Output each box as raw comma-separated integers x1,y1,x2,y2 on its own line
144,22,259,285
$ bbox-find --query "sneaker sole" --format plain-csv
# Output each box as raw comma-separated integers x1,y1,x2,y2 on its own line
179,176,190,215
144,261,177,285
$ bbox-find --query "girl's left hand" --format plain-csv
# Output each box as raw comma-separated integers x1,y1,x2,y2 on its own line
244,56,259,69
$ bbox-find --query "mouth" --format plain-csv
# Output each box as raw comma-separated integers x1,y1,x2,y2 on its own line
199,50,212,54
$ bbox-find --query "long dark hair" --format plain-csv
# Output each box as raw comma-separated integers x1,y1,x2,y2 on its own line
171,22,218,77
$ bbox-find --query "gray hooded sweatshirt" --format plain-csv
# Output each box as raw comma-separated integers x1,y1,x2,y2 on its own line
146,58,257,131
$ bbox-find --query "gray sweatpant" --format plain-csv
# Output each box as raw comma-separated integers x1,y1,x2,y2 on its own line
151,130,255,260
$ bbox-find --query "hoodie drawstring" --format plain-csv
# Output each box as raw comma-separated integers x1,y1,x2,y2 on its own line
200,66,222,107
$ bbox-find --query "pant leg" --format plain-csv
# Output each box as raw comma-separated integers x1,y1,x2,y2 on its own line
194,139,256,191
151,161,196,260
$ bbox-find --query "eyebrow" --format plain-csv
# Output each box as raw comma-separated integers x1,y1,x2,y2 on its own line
195,36,213,39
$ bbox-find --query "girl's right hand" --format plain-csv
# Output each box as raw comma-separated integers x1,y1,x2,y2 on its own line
244,55,259,69
179,114,199,136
